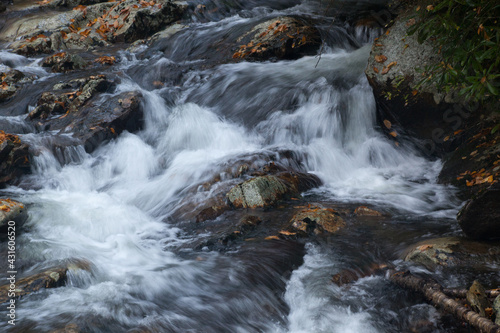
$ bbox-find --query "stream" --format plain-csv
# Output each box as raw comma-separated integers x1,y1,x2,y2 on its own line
0,0,489,332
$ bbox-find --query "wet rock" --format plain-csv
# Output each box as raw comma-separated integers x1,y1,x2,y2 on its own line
0,131,30,186
290,204,346,235
14,35,53,55
494,295,500,325
353,205,382,216
41,0,108,8
226,171,321,209
0,259,91,303
0,199,27,229
42,52,87,72
403,237,500,269
97,0,187,43
0,70,29,102
8,0,185,54
466,280,490,317
195,204,229,223
233,16,321,61
458,183,500,240
29,75,115,120
28,75,143,153
365,9,475,157
50,323,81,333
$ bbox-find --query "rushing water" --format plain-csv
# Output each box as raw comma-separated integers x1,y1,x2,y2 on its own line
0,0,475,332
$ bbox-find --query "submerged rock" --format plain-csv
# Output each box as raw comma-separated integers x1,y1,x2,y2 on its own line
403,237,500,269
0,131,30,186
290,204,345,235
458,183,500,240
0,259,91,303
0,199,27,229
233,16,321,61
353,206,382,217
227,171,321,209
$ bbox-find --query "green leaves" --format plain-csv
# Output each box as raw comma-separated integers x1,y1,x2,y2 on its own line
409,0,500,103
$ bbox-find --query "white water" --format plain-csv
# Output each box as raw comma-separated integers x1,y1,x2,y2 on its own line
0,3,462,332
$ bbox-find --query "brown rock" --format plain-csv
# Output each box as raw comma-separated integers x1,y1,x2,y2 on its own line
42,52,87,73
403,237,500,269
353,206,382,216
0,199,27,229
466,280,490,317
290,204,346,235
232,16,321,61
0,259,91,303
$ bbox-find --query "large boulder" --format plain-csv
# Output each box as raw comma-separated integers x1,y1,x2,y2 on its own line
0,132,30,186
365,8,477,157
227,171,321,209
232,16,321,61
438,118,500,198
7,0,186,55
27,75,143,153
0,199,27,229
457,183,500,240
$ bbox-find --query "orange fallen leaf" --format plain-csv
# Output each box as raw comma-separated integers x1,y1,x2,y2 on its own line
383,119,392,129
375,55,387,63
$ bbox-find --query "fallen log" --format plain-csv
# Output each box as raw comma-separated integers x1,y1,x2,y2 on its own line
442,288,500,299
389,271,500,333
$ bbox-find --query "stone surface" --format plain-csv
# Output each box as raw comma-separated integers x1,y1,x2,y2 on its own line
290,204,346,235
227,171,321,209
232,16,321,61
0,199,27,229
42,52,87,72
403,237,500,269
0,70,31,102
494,295,500,325
365,8,475,157
466,280,490,318
0,131,30,186
458,183,500,240
27,75,143,153
353,206,382,216
7,0,186,55
0,259,91,303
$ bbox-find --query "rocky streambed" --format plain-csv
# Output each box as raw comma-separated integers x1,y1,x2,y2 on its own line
0,0,499,332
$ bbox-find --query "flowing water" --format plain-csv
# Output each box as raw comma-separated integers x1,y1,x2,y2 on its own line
0,0,482,332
